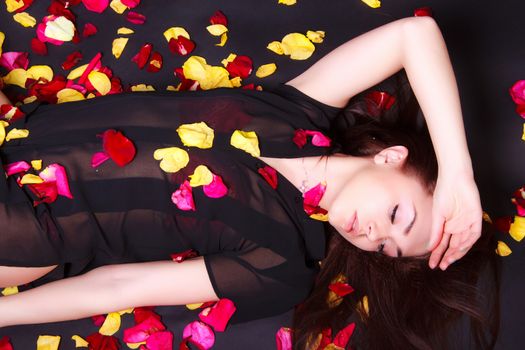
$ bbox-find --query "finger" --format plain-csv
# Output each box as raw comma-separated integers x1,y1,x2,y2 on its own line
428,214,445,251
439,234,466,270
428,232,451,269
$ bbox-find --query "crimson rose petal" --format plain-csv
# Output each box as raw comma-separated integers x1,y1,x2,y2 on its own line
198,298,236,332
226,55,253,79
127,11,146,24
85,332,119,350
28,181,59,205
62,50,83,70
414,6,433,17
0,336,13,350
134,307,161,324
258,165,278,189
275,327,292,350
333,323,356,348
132,43,153,69
328,282,354,297
147,51,163,73
101,129,136,167
30,38,48,55
83,23,98,37
209,10,227,26
168,36,196,56
0,52,29,70
170,249,199,263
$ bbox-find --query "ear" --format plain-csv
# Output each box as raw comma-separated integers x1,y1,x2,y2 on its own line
373,145,409,166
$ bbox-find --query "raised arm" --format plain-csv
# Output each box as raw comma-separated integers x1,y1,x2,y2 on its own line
0,258,218,327
288,17,482,269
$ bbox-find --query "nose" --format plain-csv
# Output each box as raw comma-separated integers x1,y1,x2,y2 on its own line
365,222,388,242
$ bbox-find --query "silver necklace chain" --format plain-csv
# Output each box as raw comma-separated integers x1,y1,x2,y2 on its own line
299,156,328,195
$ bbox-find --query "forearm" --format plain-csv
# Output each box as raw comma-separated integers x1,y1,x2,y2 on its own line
401,18,473,175
0,258,217,327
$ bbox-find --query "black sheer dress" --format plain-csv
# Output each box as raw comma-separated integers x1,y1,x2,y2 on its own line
0,84,341,321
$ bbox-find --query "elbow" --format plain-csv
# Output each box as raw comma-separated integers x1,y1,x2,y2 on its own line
401,16,441,38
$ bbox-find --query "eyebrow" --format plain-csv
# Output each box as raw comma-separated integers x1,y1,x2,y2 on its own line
396,204,417,257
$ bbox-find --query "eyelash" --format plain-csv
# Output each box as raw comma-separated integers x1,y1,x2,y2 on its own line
377,241,386,253
390,204,399,224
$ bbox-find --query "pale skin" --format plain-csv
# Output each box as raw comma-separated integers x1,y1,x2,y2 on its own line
0,16,482,326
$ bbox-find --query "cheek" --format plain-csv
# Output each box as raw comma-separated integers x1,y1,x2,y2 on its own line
344,234,376,252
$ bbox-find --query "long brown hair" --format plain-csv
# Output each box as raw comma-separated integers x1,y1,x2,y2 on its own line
292,74,500,349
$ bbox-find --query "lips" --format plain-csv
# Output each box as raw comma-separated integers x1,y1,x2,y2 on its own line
343,212,358,235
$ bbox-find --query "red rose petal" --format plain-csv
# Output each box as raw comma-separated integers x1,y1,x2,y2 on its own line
123,315,166,343
292,129,307,148
242,84,255,90
27,181,59,205
83,22,98,38
226,55,253,79
132,43,153,69
174,68,199,91
121,0,140,8
109,76,123,94
328,282,354,297
101,129,136,167
492,216,512,233
30,37,48,55
126,11,146,24
333,323,356,348
258,165,278,189
170,249,199,263
85,332,120,350
78,52,102,85
511,186,525,216
92,314,106,326
134,307,161,324
209,10,227,26
14,0,33,13
62,50,83,70
5,161,31,176
47,1,76,22
168,36,196,56
515,103,525,118
27,75,67,104
82,0,109,13
147,51,163,73
414,6,433,17
0,104,25,122
198,298,236,332
314,328,332,350
0,52,29,70
0,336,13,350
366,90,396,116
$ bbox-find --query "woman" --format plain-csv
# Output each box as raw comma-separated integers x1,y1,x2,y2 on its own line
0,16,487,345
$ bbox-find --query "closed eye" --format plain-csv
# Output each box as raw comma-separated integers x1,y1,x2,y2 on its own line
390,204,399,224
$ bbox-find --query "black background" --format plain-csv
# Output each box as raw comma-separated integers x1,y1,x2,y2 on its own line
0,0,523,348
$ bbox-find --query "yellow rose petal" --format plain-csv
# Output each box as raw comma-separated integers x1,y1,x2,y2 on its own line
130,84,155,91
495,240,512,256
221,53,237,67
6,128,29,141
278,0,297,5
117,27,134,35
1,286,18,296
182,56,232,90
110,0,127,14
127,342,146,349
361,0,381,8
37,335,61,350
230,130,260,157
13,12,36,27
44,16,75,42
99,312,121,336
176,122,214,149
6,0,24,12
206,24,228,36
216,32,228,47
182,56,209,82
23,95,38,104
482,211,492,224
256,63,277,78
3,68,29,88
31,159,43,170
57,88,85,103
71,335,89,348
186,302,204,310
310,213,329,221
87,93,96,99
189,165,214,187
166,85,177,91
67,64,89,80
230,76,242,87
112,37,128,59
163,27,190,41
27,65,54,82
522,123,525,141
357,295,369,319
509,216,525,242
118,307,134,315
0,121,9,146
0,31,5,56
267,41,284,55
306,30,325,44
88,71,111,95
153,147,189,173
20,174,44,184
281,33,315,60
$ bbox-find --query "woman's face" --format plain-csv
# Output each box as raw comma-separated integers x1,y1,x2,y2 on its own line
328,147,434,258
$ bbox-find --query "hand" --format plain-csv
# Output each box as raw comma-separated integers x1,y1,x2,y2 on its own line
427,172,482,270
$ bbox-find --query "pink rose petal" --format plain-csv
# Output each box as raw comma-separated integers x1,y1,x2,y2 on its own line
123,315,166,343
0,52,29,70
510,80,525,105
126,11,146,25
202,174,228,198
82,0,109,13
198,298,236,332
144,331,173,350
5,161,31,176
304,130,331,147
182,321,215,350
39,163,73,199
172,180,196,211
276,327,292,350
91,152,110,168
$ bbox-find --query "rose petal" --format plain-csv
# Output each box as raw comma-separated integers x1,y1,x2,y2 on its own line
30,37,48,55
510,80,525,105
123,315,166,343
43,16,76,43
112,37,129,59
153,147,189,173
361,0,381,8
13,12,36,27
0,51,29,70
0,121,7,146
168,36,195,56
28,75,67,104
71,335,89,347
6,0,24,12
144,331,172,350
414,6,433,17
328,282,354,297
258,165,278,189
78,52,102,85
495,240,512,256
39,163,73,198
109,0,127,13
292,129,307,148
85,333,119,350
5,128,29,142
255,63,277,78
333,323,356,348
171,180,195,211
492,216,512,233
509,216,525,242
366,90,396,115
126,11,146,25
267,41,284,55
62,50,82,70
216,32,228,47
83,22,98,37
130,83,155,91
27,181,58,205
147,51,163,73
511,186,525,216
0,336,13,350
36,335,61,350
57,88,85,103
88,71,111,95
189,165,214,187
31,159,42,170
281,33,315,60
1,286,18,296
210,10,227,26
305,130,331,147
0,104,25,121
306,30,325,44
117,26,134,34
121,0,140,8
230,130,260,157
203,174,228,198
176,122,214,149
170,249,198,263
276,327,292,350
303,181,327,208
198,298,236,332
206,24,228,37
92,314,106,326
101,129,136,167
182,321,215,350
224,55,252,79
132,43,152,69
5,161,31,176
82,0,109,13
99,312,122,336
181,56,232,90
133,307,161,324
